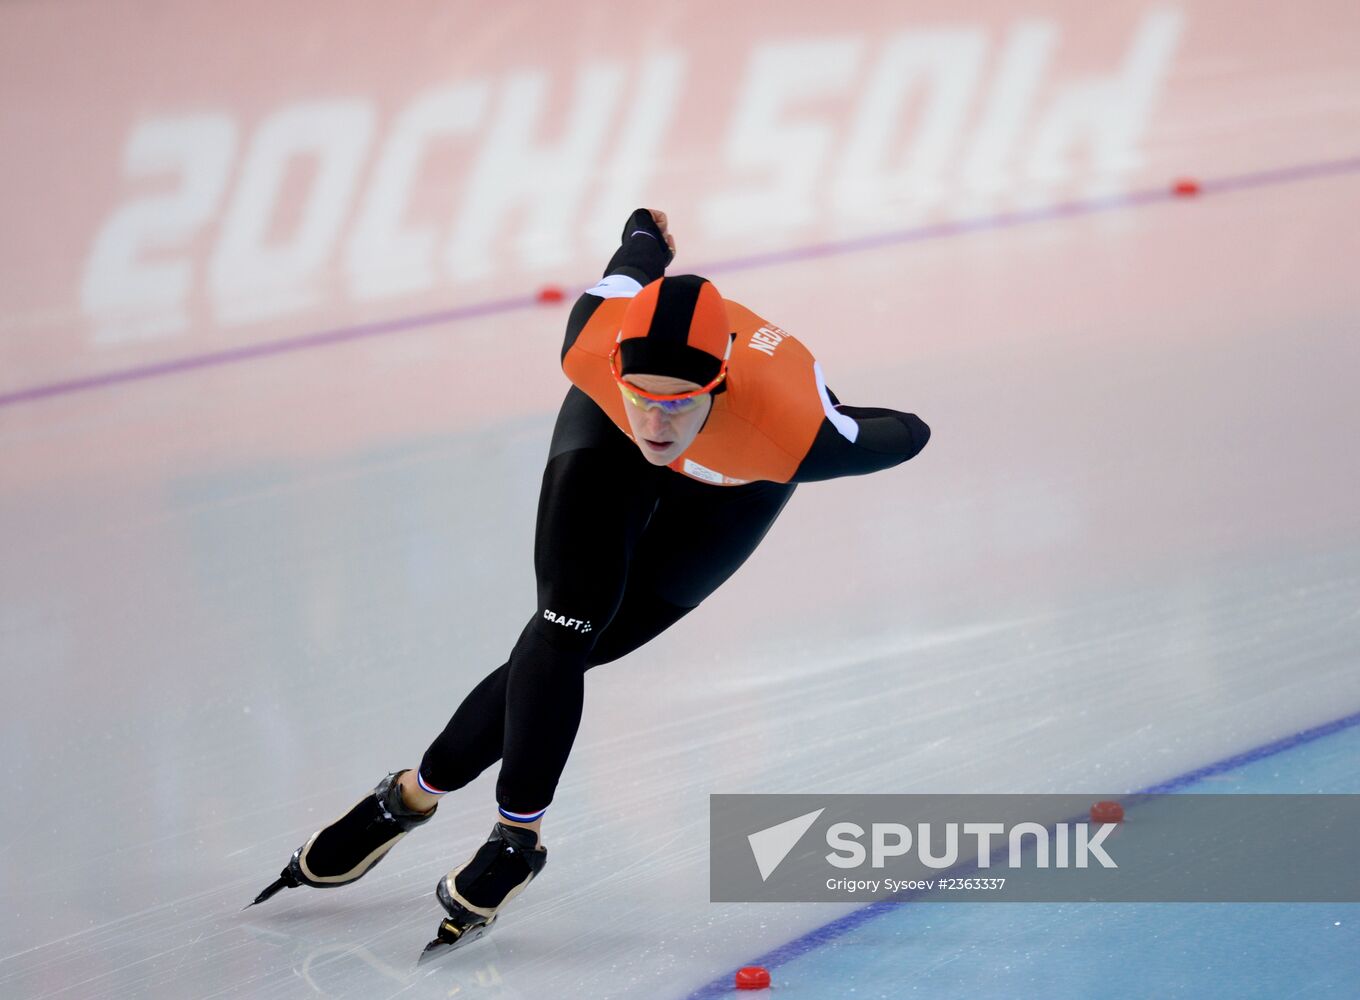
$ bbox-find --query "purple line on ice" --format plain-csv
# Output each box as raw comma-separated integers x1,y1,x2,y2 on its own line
0,295,536,408
3,154,1359,411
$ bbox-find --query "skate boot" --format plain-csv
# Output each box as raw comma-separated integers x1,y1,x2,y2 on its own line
418,822,547,962
249,770,435,906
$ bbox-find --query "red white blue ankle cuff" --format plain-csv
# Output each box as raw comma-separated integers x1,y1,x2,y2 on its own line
498,805,547,823
415,771,448,795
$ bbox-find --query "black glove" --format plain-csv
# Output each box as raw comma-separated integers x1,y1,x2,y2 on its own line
603,209,673,281
620,208,674,267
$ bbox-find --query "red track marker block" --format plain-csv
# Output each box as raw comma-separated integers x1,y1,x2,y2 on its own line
1091,800,1125,823
735,965,772,990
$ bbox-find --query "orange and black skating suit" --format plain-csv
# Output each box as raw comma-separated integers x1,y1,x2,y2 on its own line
419,211,930,821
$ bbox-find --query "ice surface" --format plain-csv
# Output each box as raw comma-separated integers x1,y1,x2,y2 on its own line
3,3,1360,996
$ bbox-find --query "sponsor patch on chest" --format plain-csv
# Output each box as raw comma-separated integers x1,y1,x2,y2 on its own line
680,458,750,486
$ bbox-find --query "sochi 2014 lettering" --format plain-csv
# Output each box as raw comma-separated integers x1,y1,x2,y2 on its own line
79,10,1182,344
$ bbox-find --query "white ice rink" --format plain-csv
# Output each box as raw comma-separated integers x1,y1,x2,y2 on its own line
3,3,1360,997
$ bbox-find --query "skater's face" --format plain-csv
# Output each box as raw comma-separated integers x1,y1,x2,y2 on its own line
618,373,713,466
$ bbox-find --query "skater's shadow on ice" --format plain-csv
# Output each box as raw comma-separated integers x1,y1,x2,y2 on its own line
238,918,522,997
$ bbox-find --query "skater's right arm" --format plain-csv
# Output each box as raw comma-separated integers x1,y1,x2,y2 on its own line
561,209,674,359
601,208,674,285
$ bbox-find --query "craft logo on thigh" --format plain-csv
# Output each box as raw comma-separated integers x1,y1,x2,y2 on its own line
543,610,593,633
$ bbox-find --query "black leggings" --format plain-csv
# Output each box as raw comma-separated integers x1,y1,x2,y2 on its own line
419,389,795,813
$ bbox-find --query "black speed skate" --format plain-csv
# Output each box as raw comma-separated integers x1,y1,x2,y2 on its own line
249,770,436,907
418,822,547,963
